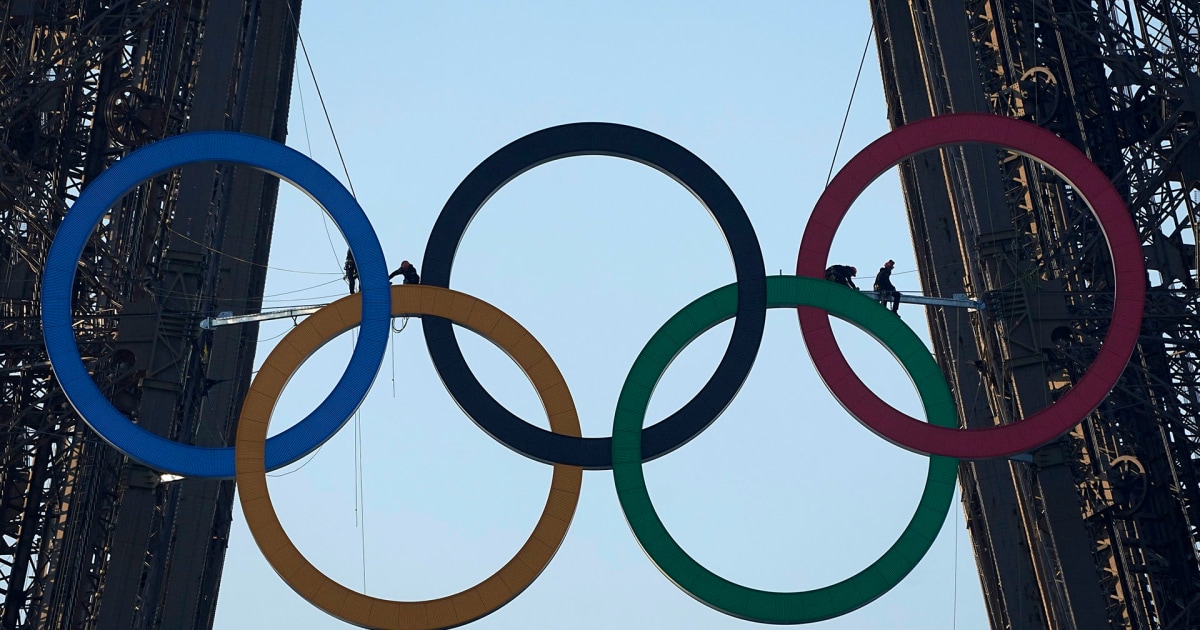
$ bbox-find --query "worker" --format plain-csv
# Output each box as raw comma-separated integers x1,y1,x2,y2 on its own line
343,250,358,294
389,260,421,285
824,265,858,289
874,260,900,314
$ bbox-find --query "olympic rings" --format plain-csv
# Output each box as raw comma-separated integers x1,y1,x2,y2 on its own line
41,132,391,478
421,122,767,469
39,113,1145,627
796,113,1144,459
612,276,958,624
236,285,583,629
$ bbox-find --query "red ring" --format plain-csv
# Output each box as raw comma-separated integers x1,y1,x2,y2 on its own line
796,113,1145,458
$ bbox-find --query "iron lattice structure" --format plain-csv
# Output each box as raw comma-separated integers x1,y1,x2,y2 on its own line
0,0,299,627
872,0,1200,628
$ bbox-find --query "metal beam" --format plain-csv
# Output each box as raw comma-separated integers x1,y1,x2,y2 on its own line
861,291,985,310
873,0,1200,627
199,305,324,330
0,1,301,628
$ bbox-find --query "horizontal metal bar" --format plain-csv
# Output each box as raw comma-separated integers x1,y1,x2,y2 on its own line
199,305,325,330
199,289,983,332
863,291,985,310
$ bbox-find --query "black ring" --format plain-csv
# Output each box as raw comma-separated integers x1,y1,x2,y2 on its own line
421,122,766,469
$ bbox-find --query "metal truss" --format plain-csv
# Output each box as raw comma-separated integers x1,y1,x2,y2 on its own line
1,1,299,627
875,0,1200,627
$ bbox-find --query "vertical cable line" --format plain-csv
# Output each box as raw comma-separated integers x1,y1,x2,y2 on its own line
350,328,367,593
295,62,314,156
357,405,367,592
293,54,341,270
287,4,368,592
953,489,960,628
826,23,876,187
292,24,358,198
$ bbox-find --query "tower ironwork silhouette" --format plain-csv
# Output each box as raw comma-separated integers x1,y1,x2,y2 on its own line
873,0,1200,627
0,1,300,627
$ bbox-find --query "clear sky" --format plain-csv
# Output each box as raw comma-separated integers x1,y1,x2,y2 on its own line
212,3,991,628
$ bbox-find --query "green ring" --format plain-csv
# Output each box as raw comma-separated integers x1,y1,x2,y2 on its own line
611,275,958,624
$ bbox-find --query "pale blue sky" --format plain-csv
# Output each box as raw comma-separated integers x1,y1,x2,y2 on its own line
212,3,991,628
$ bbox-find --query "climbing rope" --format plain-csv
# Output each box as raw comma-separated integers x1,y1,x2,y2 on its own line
826,22,876,188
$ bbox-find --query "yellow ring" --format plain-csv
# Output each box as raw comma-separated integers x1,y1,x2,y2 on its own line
235,285,583,629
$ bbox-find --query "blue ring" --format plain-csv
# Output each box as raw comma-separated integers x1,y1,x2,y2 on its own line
41,132,389,478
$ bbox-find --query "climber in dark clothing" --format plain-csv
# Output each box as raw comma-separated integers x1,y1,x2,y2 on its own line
874,260,900,314
389,260,420,285
824,265,858,289
344,250,358,294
